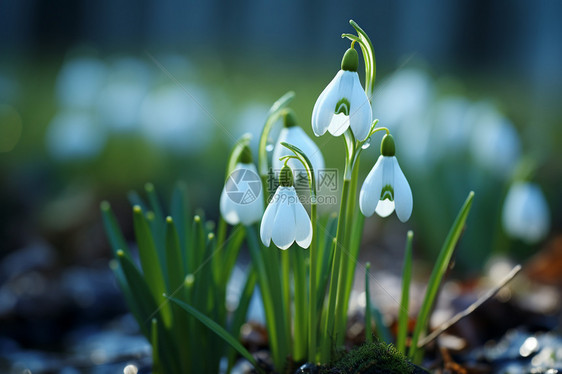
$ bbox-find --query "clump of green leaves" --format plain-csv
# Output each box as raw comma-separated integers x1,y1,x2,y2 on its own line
101,183,257,374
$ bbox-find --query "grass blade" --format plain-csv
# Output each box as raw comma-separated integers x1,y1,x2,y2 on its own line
151,319,160,374
132,205,171,327
168,296,262,372
408,191,474,362
227,266,257,373
365,262,373,343
397,231,413,354
100,201,131,257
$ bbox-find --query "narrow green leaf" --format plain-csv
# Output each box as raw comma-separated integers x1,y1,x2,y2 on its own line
258,91,295,178
109,260,150,339
116,250,158,331
365,263,373,343
170,182,191,271
227,266,257,373
168,296,262,372
132,205,171,327
190,215,206,273
127,190,147,211
221,227,246,285
408,191,475,362
151,319,160,374
145,183,166,257
100,201,131,257
397,231,414,354
226,133,253,180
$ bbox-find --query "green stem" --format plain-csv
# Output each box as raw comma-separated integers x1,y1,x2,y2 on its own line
308,202,318,363
334,156,362,346
246,225,288,371
322,177,350,361
292,247,307,361
397,231,414,354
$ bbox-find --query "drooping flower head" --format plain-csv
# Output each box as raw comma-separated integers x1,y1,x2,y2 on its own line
502,181,550,244
220,145,264,225
359,134,413,222
260,165,312,250
272,109,325,187
312,47,372,141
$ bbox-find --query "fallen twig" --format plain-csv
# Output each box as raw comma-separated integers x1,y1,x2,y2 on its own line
419,264,522,348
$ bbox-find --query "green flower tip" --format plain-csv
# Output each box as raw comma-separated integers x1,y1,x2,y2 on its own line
279,165,294,187
381,134,396,157
194,215,201,223
281,108,297,128
407,230,414,239
238,145,253,164
341,47,359,72
208,232,215,240
145,182,154,192
151,318,157,325
100,200,110,211
366,262,371,270
146,211,155,221
133,205,142,214
166,216,173,224
116,249,125,257
185,274,195,286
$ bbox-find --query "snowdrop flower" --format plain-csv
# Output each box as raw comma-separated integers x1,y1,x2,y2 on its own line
260,166,312,249
502,181,550,244
220,146,264,225
359,134,413,222
272,109,325,187
312,47,372,141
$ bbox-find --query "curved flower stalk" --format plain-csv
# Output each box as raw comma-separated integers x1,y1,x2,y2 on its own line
360,134,413,222
502,181,550,244
260,165,312,249
220,145,264,226
312,46,372,141
272,109,325,187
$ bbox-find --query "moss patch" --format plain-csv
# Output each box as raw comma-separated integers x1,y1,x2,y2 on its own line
321,341,426,374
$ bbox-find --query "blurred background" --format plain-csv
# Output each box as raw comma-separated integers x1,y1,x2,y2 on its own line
0,0,561,372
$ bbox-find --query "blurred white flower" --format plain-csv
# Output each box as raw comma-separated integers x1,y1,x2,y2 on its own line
260,185,312,250
56,57,107,110
431,97,472,155
372,68,434,131
97,57,152,132
312,48,372,141
272,110,324,188
468,103,521,178
140,84,212,154
502,181,550,244
220,162,264,226
360,135,412,222
46,111,106,161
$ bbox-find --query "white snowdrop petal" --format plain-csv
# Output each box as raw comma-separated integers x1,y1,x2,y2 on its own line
237,194,264,225
392,157,413,222
220,187,240,225
359,156,384,217
312,71,344,136
349,74,372,141
294,200,312,248
375,199,395,217
272,197,296,250
502,182,550,244
327,113,350,137
260,189,281,246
